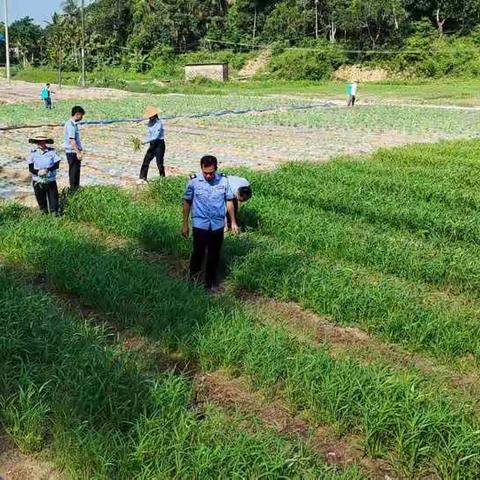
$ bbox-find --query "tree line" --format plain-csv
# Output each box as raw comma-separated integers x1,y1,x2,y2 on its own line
5,0,480,72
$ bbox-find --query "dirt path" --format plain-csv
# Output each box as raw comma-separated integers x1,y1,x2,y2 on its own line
195,371,393,479
0,79,138,105
245,296,480,400
0,437,62,480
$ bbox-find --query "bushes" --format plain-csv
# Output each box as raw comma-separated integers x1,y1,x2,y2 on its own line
267,44,348,80
386,23,480,79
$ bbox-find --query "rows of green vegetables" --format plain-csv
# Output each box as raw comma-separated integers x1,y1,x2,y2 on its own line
1,207,480,477
208,105,480,137
0,215,353,479
59,146,480,362
0,95,311,127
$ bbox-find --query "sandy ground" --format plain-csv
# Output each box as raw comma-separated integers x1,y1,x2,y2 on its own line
0,437,62,480
0,118,429,206
0,79,137,105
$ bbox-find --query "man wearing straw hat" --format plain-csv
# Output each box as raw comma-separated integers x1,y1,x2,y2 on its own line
27,133,61,214
137,105,166,184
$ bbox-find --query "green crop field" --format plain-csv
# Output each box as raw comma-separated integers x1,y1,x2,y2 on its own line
2,130,480,478
206,105,480,137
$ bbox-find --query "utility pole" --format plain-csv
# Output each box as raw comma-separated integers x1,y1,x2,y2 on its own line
252,5,257,47
3,0,10,83
80,0,86,87
315,0,319,40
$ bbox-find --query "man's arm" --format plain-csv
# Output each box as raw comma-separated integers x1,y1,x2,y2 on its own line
67,123,83,159
182,200,191,238
226,200,238,234
69,138,83,159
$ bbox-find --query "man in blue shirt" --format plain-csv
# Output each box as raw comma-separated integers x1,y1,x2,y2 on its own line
64,105,85,190
27,133,61,214
138,105,166,184
182,155,238,290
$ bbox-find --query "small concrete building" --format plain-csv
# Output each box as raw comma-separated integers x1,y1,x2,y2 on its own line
185,63,229,82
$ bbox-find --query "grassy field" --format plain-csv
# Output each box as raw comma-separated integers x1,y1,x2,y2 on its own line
2,134,480,478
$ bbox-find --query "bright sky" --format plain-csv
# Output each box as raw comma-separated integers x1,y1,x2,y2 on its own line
8,0,63,24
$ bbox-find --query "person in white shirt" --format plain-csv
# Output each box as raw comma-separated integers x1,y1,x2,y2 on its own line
226,175,252,230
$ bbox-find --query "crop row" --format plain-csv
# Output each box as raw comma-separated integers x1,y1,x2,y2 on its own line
0,94,311,127
247,162,480,245
61,175,480,363
1,208,480,477
0,232,352,479
208,105,480,137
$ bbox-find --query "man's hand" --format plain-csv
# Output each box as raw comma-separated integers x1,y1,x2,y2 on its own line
77,151,83,161
182,223,190,238
230,222,239,235
38,169,48,177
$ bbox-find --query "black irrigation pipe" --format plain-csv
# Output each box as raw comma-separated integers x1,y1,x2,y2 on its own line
0,101,337,133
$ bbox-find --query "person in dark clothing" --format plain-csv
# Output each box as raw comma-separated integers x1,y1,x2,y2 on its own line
182,155,238,291
138,106,166,184
64,105,85,190
27,133,61,214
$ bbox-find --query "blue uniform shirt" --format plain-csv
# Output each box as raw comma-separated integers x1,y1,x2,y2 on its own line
145,117,164,143
27,147,61,183
184,172,234,231
64,119,82,153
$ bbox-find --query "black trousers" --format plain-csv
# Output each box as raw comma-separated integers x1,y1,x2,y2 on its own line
140,139,165,180
348,95,356,107
190,227,224,288
66,152,81,189
33,181,59,214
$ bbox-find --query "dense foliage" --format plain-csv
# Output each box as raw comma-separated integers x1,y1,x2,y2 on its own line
6,0,480,80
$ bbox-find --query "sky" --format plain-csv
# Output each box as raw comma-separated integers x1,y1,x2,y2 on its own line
8,0,63,24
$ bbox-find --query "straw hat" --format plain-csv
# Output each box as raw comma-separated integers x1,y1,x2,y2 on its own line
144,105,160,118
29,133,54,144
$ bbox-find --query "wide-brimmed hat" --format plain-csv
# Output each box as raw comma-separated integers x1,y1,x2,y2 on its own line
144,105,160,118
29,133,54,144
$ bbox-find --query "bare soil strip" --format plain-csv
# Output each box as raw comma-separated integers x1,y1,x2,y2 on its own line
0,436,62,480
195,371,393,479
244,296,480,400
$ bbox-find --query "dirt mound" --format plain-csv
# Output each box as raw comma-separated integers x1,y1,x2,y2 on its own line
238,49,272,78
333,65,392,82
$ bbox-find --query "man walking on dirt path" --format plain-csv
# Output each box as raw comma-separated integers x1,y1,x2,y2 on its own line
347,80,359,107
182,155,239,291
64,106,85,190
137,105,166,184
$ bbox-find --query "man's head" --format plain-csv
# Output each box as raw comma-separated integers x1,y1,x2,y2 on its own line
71,105,85,122
200,155,218,182
237,186,252,203
29,133,54,150
46,83,50,87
